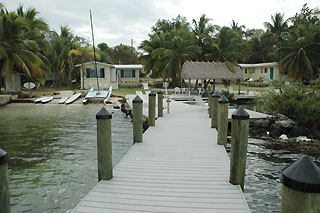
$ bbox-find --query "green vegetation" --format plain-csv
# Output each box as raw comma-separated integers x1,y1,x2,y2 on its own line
257,80,320,130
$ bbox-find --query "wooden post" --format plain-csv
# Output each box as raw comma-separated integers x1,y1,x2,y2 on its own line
0,148,10,213
167,96,170,113
148,91,156,126
208,90,214,118
157,91,163,117
96,107,113,181
211,91,220,128
229,106,250,191
132,95,143,144
217,95,229,145
281,155,320,212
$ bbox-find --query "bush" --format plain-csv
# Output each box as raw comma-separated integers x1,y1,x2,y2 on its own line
257,80,320,129
119,82,142,88
220,90,234,102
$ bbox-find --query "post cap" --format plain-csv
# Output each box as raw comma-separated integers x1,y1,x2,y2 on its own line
281,155,320,193
148,91,156,96
0,148,8,166
209,90,214,95
133,95,143,103
212,91,220,98
232,106,250,120
218,95,229,104
157,90,163,94
96,107,112,120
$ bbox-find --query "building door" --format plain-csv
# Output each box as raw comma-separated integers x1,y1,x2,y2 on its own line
270,67,274,80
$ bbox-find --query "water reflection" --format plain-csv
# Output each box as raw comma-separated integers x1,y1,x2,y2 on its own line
0,104,133,212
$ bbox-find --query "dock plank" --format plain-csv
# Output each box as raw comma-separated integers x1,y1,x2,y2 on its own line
73,100,250,212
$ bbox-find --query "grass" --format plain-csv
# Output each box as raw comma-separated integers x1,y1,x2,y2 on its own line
112,87,144,96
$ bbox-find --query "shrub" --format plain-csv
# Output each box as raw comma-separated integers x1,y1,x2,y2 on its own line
257,80,320,129
220,90,234,102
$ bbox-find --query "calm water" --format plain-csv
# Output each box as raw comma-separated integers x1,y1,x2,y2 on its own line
0,103,319,212
0,104,133,212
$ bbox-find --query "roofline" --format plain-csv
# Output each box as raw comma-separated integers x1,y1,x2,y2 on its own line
239,62,279,68
75,61,115,68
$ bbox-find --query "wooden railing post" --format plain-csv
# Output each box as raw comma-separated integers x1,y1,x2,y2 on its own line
96,107,113,181
217,95,229,145
211,91,220,128
281,155,320,212
157,91,163,117
208,90,214,118
148,91,156,126
133,95,143,144
0,148,10,213
229,106,250,191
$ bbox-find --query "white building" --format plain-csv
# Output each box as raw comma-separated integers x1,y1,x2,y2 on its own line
239,62,287,81
114,64,143,83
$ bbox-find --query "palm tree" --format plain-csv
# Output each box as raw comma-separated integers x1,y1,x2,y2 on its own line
68,44,100,88
206,27,244,63
230,20,246,38
264,13,289,44
151,28,200,86
277,26,320,81
192,14,215,60
0,7,46,88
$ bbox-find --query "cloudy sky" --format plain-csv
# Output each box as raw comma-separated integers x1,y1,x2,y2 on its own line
4,0,319,49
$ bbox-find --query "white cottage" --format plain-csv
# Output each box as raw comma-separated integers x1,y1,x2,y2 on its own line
114,64,143,83
76,62,118,90
239,62,287,81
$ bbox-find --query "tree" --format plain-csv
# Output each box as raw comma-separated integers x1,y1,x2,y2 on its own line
0,6,47,88
192,14,215,60
264,13,289,46
151,28,200,86
230,20,246,38
68,44,100,88
109,44,138,64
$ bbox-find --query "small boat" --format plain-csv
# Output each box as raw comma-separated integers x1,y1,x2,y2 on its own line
41,96,53,104
58,96,68,104
82,86,112,104
65,93,81,105
34,97,44,103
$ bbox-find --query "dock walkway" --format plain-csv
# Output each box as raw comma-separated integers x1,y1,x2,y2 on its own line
73,100,250,212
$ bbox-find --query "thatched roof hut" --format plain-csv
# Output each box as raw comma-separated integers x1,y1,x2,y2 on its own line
181,61,243,80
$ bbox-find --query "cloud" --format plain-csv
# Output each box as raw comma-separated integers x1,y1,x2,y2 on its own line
3,0,319,48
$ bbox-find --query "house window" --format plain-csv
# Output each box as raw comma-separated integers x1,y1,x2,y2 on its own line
85,67,105,78
252,68,255,73
245,69,247,74
99,68,105,78
120,70,135,78
265,68,268,73
261,68,263,73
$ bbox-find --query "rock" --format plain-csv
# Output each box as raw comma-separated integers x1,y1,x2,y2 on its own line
287,126,306,138
250,119,270,129
275,113,291,121
309,130,320,139
270,120,296,134
269,129,282,138
250,128,267,137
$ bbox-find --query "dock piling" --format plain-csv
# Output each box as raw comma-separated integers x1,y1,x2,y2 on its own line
167,96,170,113
133,95,143,144
148,91,156,126
208,90,214,118
229,106,250,191
217,95,229,145
211,91,220,128
281,155,320,212
0,148,10,213
96,108,113,181
157,91,163,117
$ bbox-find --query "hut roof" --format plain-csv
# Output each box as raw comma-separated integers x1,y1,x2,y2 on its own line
181,61,243,80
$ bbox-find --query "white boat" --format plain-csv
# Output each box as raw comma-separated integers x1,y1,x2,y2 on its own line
65,93,81,105
34,97,43,103
41,96,53,104
58,96,68,104
82,86,112,104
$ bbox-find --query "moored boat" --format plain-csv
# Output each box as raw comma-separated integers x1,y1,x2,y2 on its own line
65,93,81,105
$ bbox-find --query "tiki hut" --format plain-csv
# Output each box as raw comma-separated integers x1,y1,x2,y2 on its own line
181,61,243,80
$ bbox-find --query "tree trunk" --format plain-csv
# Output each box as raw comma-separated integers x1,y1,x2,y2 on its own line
194,79,198,89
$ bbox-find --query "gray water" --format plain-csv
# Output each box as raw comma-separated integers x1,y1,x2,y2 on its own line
0,104,319,212
0,104,133,212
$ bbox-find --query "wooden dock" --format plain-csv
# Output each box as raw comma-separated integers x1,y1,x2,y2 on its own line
73,100,250,212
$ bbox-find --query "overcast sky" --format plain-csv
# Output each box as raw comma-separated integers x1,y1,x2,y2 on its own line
4,0,319,49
